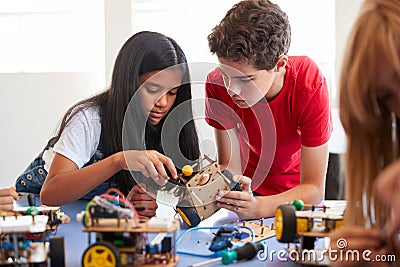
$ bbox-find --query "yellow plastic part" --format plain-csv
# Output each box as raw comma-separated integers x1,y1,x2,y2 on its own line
297,217,308,233
120,253,127,265
82,244,118,267
177,207,192,227
182,165,193,176
275,208,283,240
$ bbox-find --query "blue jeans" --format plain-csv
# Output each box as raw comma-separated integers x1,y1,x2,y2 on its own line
16,151,114,200
16,152,47,195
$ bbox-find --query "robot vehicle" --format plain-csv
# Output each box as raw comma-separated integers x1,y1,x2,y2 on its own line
0,194,68,266
77,188,179,267
275,200,345,265
164,155,242,228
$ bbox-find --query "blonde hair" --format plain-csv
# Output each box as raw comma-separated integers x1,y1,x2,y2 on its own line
340,0,400,228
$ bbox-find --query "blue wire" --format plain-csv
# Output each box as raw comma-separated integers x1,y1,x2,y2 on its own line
238,225,255,242
176,225,256,257
176,226,222,245
177,250,220,258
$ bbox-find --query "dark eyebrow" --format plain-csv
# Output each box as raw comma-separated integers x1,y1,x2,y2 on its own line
218,67,256,79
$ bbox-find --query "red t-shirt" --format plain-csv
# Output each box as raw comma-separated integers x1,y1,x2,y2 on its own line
205,56,332,196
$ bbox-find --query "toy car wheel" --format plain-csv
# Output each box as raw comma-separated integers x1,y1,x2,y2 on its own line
301,236,317,250
82,241,121,267
176,199,201,227
50,236,65,267
275,204,297,243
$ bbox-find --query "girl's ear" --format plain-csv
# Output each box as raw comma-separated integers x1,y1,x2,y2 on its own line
274,55,288,72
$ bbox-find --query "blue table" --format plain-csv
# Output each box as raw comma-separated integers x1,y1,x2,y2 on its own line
16,195,341,266
55,200,301,267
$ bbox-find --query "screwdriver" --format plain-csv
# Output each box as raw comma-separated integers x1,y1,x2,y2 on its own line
190,241,265,267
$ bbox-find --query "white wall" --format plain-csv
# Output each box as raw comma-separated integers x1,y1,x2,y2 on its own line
0,0,364,188
0,0,129,188
0,73,104,188
335,0,363,106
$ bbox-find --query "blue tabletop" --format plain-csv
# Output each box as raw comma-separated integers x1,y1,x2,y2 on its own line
53,200,302,267
14,195,338,267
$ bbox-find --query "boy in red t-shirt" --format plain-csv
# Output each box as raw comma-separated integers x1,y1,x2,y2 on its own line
205,0,332,219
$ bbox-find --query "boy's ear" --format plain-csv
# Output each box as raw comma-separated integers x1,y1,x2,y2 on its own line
274,55,288,72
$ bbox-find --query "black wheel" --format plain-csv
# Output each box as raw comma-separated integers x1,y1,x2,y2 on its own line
82,241,121,267
176,199,201,227
301,236,316,250
50,236,65,267
29,263,47,267
275,204,297,243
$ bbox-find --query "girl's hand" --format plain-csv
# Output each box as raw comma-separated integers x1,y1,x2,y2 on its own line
0,186,19,211
215,175,258,219
127,184,158,219
375,159,400,236
329,226,387,266
120,150,177,186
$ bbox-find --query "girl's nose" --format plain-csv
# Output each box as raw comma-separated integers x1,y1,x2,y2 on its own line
156,94,168,107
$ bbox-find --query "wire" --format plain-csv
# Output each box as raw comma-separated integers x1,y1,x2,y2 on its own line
176,225,255,245
100,188,140,224
177,250,220,258
237,225,256,243
176,226,222,245
176,225,256,258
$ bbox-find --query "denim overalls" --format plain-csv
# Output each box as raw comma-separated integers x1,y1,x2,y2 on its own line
15,134,115,200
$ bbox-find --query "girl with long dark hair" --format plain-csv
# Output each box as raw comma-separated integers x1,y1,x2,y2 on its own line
16,31,200,218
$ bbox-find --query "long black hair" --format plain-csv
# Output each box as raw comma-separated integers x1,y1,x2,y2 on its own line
50,31,200,194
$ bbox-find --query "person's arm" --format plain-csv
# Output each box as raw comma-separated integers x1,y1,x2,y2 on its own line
214,128,242,175
0,186,19,211
41,150,177,206
375,159,400,236
217,143,329,219
256,143,328,216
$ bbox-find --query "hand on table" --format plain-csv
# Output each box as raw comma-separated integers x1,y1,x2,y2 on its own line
127,184,158,219
0,186,18,212
215,175,259,219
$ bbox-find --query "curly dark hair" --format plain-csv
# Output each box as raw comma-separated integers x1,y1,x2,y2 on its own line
208,0,291,70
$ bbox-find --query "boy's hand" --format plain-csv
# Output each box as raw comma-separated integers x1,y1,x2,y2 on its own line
215,175,258,219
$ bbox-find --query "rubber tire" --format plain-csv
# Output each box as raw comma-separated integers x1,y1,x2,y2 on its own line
275,204,297,243
176,199,201,227
301,236,316,250
82,241,121,267
50,236,66,267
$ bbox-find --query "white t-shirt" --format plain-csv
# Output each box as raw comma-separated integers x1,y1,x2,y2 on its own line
43,106,101,171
